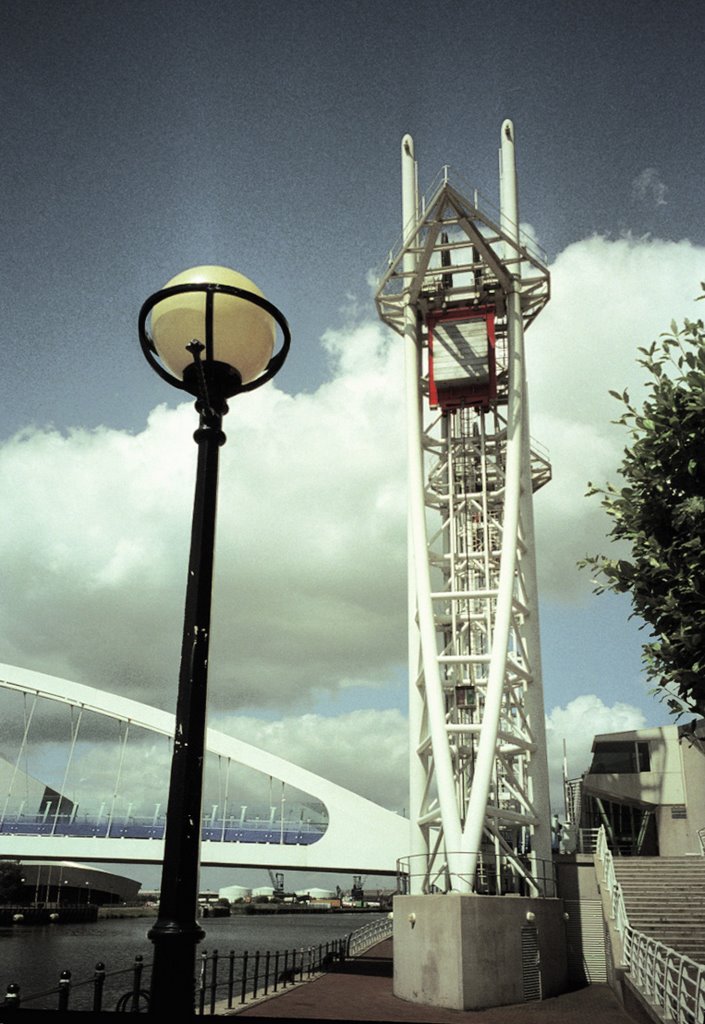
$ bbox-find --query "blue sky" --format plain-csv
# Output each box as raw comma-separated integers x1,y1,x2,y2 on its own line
1,0,704,886
2,0,703,436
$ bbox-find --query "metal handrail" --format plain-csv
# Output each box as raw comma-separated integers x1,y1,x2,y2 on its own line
347,914,393,957
0,811,327,846
397,851,557,897
1,917,392,1014
595,825,705,1023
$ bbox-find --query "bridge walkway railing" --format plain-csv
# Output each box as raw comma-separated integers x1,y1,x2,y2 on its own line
0,815,326,846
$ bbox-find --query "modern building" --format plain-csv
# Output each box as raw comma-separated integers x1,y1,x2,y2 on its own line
11,860,141,906
0,755,140,906
0,753,75,821
567,719,705,856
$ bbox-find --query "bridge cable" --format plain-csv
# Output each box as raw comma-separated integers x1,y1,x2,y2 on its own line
107,719,131,837
1,690,38,827
51,703,83,836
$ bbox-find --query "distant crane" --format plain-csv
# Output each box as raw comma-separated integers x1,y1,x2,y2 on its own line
268,870,285,896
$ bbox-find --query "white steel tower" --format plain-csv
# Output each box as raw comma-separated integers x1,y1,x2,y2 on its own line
376,121,553,896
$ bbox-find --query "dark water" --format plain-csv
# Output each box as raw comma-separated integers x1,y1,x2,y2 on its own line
0,912,368,1009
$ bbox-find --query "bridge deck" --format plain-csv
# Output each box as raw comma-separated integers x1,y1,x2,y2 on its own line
234,939,641,1022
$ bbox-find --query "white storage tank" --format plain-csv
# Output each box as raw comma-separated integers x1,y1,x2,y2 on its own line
218,884,251,902
296,887,335,900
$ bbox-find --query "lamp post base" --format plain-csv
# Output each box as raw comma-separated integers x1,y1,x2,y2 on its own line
148,920,206,1015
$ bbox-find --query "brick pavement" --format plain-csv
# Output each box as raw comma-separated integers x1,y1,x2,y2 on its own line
232,939,640,1023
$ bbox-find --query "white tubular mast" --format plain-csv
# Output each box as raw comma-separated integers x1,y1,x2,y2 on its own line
376,122,552,895
401,135,467,891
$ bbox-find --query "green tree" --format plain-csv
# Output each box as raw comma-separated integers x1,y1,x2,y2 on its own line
0,860,24,904
580,302,705,719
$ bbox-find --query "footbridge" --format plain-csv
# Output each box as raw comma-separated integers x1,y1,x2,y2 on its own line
0,663,407,875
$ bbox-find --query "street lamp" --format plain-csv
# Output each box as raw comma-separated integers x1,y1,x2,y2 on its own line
138,265,290,1016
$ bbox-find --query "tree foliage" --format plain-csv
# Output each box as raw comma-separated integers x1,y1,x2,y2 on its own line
580,300,705,718
0,860,24,904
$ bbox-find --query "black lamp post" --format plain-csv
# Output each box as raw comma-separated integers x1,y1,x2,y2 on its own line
138,265,290,1017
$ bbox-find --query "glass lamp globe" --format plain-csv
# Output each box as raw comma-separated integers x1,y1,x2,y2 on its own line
149,265,276,386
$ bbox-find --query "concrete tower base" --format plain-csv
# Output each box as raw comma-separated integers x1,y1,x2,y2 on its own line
393,893,569,1011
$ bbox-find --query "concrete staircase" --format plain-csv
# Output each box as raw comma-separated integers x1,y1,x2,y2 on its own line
612,856,705,964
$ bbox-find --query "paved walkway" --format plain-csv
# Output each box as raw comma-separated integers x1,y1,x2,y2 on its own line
233,939,641,1022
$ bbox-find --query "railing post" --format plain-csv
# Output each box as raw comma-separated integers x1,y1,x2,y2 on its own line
197,950,207,1015
264,950,270,995
92,962,105,1012
210,949,219,1015
57,970,71,1011
3,982,20,1009
696,964,705,1024
253,950,260,999
239,951,249,1004
273,950,279,992
132,954,144,1011
227,950,235,1009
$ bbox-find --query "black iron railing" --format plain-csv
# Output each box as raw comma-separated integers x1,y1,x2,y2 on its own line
396,852,558,897
2,955,150,1013
1,916,393,1013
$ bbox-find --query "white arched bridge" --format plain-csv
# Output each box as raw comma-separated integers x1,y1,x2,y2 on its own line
0,663,407,876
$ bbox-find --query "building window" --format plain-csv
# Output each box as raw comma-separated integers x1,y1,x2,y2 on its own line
590,741,650,774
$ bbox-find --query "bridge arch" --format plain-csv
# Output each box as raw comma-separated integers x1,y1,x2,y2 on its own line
0,663,407,875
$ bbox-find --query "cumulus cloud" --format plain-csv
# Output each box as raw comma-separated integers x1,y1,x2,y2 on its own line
3,686,645,835
2,693,408,821
632,168,668,207
545,694,646,814
0,323,407,712
213,707,409,813
0,232,702,738
528,233,705,599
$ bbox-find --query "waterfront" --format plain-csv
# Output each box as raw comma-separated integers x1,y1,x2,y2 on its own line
0,911,368,1010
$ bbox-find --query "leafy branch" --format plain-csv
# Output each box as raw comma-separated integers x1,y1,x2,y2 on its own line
579,293,705,718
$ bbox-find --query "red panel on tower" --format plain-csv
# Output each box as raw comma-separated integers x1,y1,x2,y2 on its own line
428,306,497,411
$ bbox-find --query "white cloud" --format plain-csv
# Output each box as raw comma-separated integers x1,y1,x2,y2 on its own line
0,322,407,713
545,694,646,814
6,702,408,821
0,232,702,734
632,168,668,207
1,233,694,876
213,707,409,814
528,233,705,598
8,691,646,833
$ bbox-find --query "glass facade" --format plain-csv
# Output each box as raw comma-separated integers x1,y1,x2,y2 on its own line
589,741,651,775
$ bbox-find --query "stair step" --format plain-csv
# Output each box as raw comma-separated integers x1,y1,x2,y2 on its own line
621,894,705,901
607,858,705,967
627,909,705,915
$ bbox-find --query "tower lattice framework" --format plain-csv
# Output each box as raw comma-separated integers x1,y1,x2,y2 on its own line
376,122,553,894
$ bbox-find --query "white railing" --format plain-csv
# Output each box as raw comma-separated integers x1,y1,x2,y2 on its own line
595,825,705,1023
574,827,600,854
347,915,394,957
